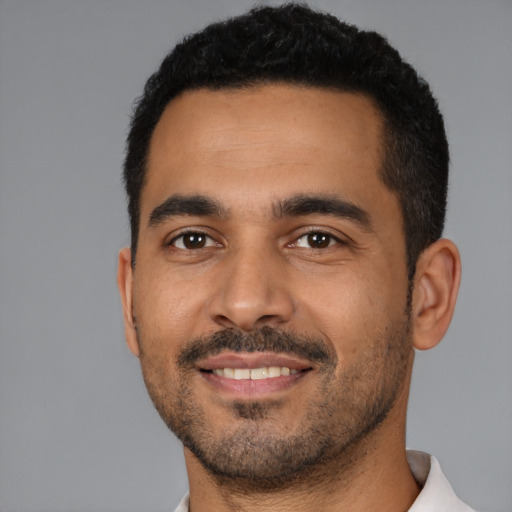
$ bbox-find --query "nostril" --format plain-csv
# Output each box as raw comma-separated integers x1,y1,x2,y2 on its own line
213,314,237,329
206,276,296,331
254,314,285,328
211,313,286,332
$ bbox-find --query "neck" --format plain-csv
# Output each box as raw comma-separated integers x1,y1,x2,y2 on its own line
185,404,419,512
184,359,419,512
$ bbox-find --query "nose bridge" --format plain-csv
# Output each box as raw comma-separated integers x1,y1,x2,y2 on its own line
207,236,294,331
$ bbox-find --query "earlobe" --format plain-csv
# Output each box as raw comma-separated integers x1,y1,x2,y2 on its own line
411,239,461,351
117,247,140,357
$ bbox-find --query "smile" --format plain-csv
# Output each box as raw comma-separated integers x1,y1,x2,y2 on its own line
206,366,300,379
197,352,314,395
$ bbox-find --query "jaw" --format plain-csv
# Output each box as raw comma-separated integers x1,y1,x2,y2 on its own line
183,381,416,512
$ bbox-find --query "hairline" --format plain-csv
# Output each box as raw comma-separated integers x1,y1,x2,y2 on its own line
131,81,408,269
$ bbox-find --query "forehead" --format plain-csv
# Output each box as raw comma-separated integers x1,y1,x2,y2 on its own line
143,85,392,221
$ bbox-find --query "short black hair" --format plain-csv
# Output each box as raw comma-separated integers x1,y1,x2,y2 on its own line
124,3,449,278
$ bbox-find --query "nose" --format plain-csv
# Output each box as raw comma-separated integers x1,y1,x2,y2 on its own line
206,244,295,331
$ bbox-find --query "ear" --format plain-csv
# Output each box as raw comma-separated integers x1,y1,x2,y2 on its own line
411,239,461,351
117,247,140,357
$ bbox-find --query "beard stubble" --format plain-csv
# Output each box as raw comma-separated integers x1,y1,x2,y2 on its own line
137,319,412,490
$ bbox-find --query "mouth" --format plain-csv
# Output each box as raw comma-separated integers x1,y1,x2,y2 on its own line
202,366,303,379
196,352,314,396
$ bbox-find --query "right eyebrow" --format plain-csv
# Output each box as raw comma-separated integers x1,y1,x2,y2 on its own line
148,194,227,228
273,194,373,232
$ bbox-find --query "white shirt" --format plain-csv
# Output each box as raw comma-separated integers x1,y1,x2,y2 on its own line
174,450,476,512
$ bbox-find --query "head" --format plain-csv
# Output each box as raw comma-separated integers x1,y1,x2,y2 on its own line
118,3,460,491
124,3,449,279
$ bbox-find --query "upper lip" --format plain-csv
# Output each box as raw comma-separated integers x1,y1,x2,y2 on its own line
197,351,314,371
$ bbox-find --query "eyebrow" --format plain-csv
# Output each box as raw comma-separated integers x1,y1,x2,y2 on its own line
273,194,372,231
147,192,372,231
148,194,227,228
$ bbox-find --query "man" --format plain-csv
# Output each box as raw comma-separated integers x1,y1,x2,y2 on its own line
117,4,474,511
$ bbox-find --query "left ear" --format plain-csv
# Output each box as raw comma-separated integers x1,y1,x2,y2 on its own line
411,238,461,351
117,247,140,358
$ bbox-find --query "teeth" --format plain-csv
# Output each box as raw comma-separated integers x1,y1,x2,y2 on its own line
223,368,235,379
211,366,300,380
234,368,250,380
268,366,281,378
250,368,268,380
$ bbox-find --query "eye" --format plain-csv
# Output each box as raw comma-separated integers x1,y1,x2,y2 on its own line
294,232,339,249
170,232,218,250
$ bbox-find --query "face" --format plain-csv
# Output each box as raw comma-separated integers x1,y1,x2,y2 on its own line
120,85,413,486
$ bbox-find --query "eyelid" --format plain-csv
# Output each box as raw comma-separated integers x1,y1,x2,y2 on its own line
294,233,338,249
288,226,351,248
165,227,222,250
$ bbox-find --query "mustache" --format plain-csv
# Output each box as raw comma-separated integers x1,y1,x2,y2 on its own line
178,326,335,368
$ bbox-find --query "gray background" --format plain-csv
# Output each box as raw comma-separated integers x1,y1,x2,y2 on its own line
0,0,510,510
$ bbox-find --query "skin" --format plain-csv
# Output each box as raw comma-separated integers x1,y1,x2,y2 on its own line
118,85,461,512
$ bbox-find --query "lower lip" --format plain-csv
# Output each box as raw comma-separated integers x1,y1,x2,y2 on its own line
200,370,309,396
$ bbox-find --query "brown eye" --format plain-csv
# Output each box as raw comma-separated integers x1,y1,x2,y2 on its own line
307,233,331,248
294,232,338,249
172,232,215,250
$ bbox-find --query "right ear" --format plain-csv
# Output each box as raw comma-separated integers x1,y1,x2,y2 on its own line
117,248,140,357
410,239,461,351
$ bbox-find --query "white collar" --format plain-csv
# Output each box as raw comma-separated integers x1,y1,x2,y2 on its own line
407,450,476,512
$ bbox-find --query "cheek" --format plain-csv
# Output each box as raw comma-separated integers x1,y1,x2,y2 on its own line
298,267,403,354
134,267,208,344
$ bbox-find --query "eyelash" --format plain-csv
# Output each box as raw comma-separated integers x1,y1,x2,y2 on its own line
167,230,219,251
167,228,346,252
290,227,348,251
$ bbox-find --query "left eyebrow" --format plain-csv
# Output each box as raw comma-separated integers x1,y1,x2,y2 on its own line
273,194,373,231
148,194,227,228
